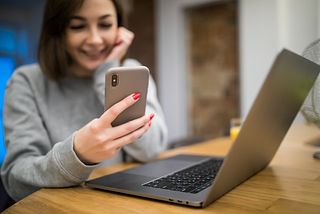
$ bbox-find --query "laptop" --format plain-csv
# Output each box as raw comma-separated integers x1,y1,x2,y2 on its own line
85,49,320,207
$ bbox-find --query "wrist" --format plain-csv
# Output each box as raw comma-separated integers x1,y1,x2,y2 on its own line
73,132,98,165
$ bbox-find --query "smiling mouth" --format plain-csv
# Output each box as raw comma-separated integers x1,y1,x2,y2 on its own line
81,48,106,57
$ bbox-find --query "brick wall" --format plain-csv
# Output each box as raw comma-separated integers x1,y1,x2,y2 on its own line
126,0,240,141
186,1,239,139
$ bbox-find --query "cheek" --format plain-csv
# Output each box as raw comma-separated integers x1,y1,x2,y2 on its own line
65,31,83,51
104,29,118,45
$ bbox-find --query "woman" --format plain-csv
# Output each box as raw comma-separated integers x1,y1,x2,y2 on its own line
0,0,167,201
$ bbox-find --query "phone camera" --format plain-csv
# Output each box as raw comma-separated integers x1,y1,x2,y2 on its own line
111,74,118,87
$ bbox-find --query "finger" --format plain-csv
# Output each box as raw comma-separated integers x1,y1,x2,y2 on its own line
123,32,134,43
118,28,134,43
113,33,122,45
113,31,132,48
118,27,134,35
114,35,130,48
121,29,134,40
98,93,140,127
107,121,151,149
109,113,154,139
114,29,125,44
114,37,121,46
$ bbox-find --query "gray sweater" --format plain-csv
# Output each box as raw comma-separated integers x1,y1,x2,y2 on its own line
0,59,168,201
300,39,320,126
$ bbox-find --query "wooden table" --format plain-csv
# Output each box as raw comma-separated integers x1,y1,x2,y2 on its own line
3,122,320,214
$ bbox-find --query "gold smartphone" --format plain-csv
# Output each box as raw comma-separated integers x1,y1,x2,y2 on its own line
105,66,149,127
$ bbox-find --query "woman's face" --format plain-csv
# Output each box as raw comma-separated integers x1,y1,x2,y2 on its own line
65,0,118,76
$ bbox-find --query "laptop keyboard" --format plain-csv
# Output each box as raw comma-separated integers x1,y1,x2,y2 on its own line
142,158,223,194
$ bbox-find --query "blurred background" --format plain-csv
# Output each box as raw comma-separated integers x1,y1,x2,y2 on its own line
0,0,319,165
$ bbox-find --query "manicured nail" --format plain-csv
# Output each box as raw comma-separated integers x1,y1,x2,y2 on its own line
150,113,155,120
148,121,152,127
132,93,140,100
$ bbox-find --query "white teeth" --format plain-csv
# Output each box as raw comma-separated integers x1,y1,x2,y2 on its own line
86,52,100,56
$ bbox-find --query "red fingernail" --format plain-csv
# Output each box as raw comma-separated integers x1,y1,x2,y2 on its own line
132,93,140,100
148,121,152,127
150,113,155,120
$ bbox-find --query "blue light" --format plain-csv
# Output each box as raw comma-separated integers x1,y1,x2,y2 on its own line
0,56,15,166
18,29,27,58
0,119,5,166
0,29,16,54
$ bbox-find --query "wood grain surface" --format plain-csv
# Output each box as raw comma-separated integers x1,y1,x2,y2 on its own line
2,122,320,214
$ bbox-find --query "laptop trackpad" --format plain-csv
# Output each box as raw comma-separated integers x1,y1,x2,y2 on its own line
123,159,199,178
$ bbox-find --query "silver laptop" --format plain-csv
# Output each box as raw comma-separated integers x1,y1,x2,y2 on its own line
85,49,319,207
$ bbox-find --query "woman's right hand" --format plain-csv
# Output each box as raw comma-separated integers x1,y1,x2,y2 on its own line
104,27,134,62
73,93,154,165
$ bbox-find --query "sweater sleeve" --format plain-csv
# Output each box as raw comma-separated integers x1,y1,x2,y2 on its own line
300,38,320,125
0,71,96,202
122,73,168,162
93,59,168,162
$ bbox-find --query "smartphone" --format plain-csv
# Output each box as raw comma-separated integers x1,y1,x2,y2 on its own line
105,66,149,127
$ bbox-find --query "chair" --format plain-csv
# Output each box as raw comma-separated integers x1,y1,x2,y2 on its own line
0,175,15,212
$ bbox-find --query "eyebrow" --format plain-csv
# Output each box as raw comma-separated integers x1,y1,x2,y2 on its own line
70,14,112,21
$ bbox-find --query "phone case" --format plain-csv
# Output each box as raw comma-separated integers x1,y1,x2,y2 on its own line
105,66,149,127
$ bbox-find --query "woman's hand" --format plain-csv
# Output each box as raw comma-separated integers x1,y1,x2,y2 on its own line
105,27,134,62
73,93,154,165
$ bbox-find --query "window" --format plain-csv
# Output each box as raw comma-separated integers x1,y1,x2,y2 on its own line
0,26,19,166
0,56,15,165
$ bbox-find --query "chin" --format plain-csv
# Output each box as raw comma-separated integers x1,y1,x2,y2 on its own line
85,61,104,71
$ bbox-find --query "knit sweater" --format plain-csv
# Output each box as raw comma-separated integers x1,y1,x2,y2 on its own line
0,59,168,201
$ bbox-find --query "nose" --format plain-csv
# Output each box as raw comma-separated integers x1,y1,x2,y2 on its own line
86,27,103,45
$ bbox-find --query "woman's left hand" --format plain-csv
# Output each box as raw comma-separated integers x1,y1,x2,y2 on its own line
105,27,134,62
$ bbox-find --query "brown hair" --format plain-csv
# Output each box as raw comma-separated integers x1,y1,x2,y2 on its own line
38,0,128,81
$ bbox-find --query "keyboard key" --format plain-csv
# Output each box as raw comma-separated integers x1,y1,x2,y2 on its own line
142,158,223,194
